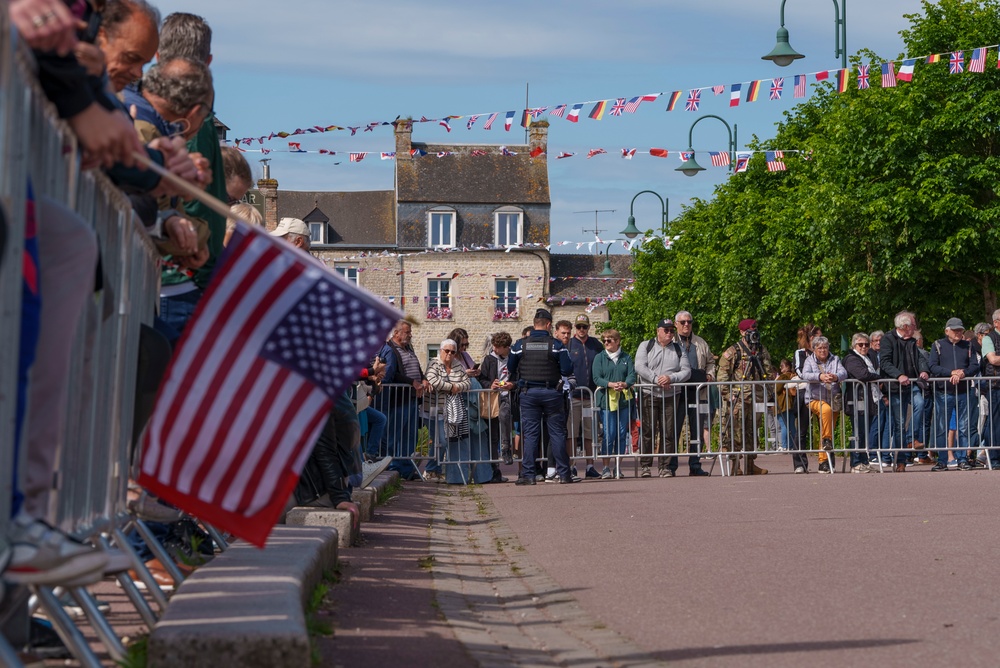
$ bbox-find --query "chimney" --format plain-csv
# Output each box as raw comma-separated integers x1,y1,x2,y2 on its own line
395,119,413,158
257,159,279,231
529,120,548,156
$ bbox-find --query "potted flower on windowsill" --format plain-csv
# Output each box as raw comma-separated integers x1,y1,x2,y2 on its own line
427,306,453,321
492,308,519,321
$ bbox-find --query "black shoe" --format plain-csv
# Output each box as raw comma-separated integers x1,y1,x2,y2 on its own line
969,459,985,469
689,468,710,477
559,475,576,484
958,461,973,471
515,476,536,486
405,471,423,481
818,461,831,473
490,472,509,484
501,448,514,465
931,462,947,472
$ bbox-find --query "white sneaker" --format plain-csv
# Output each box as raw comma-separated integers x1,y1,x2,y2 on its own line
4,512,108,586
794,466,806,474
851,464,871,473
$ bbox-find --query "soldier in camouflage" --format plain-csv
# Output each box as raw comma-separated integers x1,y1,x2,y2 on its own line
716,319,775,475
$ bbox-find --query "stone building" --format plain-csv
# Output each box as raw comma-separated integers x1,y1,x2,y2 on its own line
255,120,632,365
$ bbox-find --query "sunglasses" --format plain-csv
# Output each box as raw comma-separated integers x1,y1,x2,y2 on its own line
440,349,457,354
856,342,870,348
602,339,618,344
576,324,589,329
676,320,692,325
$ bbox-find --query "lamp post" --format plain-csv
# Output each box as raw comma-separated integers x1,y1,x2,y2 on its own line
762,0,847,70
675,115,738,177
599,242,616,276
620,190,668,238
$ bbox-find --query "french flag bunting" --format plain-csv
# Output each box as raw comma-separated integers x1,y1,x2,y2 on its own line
288,142,305,152
729,83,741,107
897,59,916,82
567,104,583,123
504,111,516,131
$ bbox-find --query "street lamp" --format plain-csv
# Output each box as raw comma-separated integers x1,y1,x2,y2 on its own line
675,114,738,177
762,0,847,70
599,242,615,276
621,190,669,238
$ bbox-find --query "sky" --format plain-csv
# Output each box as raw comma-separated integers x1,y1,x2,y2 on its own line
156,0,928,253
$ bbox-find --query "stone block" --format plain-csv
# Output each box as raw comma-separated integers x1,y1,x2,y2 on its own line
147,526,337,668
351,488,375,522
285,508,355,547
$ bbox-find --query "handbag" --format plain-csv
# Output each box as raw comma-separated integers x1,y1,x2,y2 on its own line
445,393,470,441
483,390,501,419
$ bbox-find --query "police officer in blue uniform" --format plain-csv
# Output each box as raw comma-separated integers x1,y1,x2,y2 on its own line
509,309,576,485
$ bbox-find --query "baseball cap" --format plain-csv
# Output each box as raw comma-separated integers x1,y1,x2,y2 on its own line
270,217,309,237
657,318,675,331
534,308,553,321
946,317,965,330
575,313,591,326
738,318,757,332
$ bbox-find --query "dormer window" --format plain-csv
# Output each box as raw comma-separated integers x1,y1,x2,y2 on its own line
428,208,456,248
494,207,523,246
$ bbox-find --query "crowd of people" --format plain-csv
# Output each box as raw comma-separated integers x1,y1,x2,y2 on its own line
367,309,1000,484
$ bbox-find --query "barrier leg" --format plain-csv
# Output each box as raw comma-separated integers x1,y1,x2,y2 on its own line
67,586,126,662
126,521,174,609
108,530,159,625
33,587,103,668
0,634,23,667
202,522,230,552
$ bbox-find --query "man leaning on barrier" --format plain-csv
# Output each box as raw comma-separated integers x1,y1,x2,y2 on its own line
879,311,930,472
634,318,692,478
928,318,979,471
376,320,430,481
674,310,714,475
509,309,576,485
716,319,775,475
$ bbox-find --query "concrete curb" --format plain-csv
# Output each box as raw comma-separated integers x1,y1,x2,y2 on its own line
147,526,338,668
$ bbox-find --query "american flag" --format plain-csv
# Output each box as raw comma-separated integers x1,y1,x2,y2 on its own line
549,104,567,118
586,148,607,159
482,112,499,130
469,149,488,156
969,47,986,73
709,151,731,167
685,89,701,112
949,51,964,74
712,85,725,95
881,62,897,87
793,74,807,98
857,65,870,89
766,151,786,172
138,224,398,547
770,78,784,100
349,152,367,162
610,98,628,116
623,96,643,113
466,115,480,130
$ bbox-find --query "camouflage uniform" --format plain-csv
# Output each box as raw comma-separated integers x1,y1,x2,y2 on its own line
716,337,776,474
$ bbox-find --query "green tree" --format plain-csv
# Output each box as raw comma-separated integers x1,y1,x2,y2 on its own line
611,0,1000,358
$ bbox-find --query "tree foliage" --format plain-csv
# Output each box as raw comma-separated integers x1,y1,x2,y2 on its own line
610,0,1000,359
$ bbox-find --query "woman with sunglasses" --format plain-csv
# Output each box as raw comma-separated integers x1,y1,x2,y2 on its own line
592,330,636,479
843,333,879,473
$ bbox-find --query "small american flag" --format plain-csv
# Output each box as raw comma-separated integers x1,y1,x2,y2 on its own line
709,151,730,167
766,151,786,172
881,62,897,88
949,51,964,74
770,78,784,100
794,75,807,98
610,98,628,116
586,148,607,159
685,89,701,112
470,149,488,157
623,96,643,113
482,112,499,130
549,104,567,118
712,85,725,95
349,152,367,162
857,65,870,89
969,47,986,73
139,224,398,547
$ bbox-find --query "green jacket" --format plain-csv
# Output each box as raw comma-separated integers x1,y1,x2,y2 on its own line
592,350,636,410
188,113,227,291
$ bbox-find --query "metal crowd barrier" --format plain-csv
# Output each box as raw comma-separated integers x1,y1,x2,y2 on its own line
0,13,163,665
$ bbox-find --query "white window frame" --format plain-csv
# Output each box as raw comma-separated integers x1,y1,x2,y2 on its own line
494,208,523,246
494,279,519,320
308,221,328,245
427,344,440,367
427,278,452,320
427,210,456,248
334,264,359,286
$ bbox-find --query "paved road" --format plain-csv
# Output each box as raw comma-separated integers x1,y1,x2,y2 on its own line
484,458,1000,667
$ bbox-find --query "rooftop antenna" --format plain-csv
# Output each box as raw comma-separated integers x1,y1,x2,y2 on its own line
574,209,616,253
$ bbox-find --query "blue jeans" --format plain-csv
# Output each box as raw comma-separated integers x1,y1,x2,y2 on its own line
777,410,795,451
848,405,872,467
888,384,924,464
520,387,568,479
384,400,418,477
600,404,631,458
159,288,203,346
362,407,387,459
934,388,970,465
869,398,891,463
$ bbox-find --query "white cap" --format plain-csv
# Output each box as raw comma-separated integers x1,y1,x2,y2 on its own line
270,217,309,237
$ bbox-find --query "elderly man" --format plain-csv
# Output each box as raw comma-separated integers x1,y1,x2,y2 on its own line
673,311,713,476
929,318,979,470
567,314,604,479
270,217,311,250
377,321,430,481
880,311,930,472
97,0,160,93
634,318,691,478
717,319,774,475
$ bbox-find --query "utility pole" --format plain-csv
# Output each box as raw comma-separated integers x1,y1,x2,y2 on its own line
574,209,616,253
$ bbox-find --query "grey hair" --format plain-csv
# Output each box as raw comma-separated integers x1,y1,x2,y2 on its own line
894,311,916,329
992,309,1000,322
674,310,692,322
102,0,160,35
975,322,992,335
811,335,830,349
440,338,458,352
142,59,213,117
869,329,884,339
851,332,870,347
391,320,411,337
158,12,212,63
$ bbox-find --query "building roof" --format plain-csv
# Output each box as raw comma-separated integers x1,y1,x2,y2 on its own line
548,254,634,302
277,190,395,245
396,143,550,205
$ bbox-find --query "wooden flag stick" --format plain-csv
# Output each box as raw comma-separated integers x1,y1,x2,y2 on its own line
131,150,250,225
